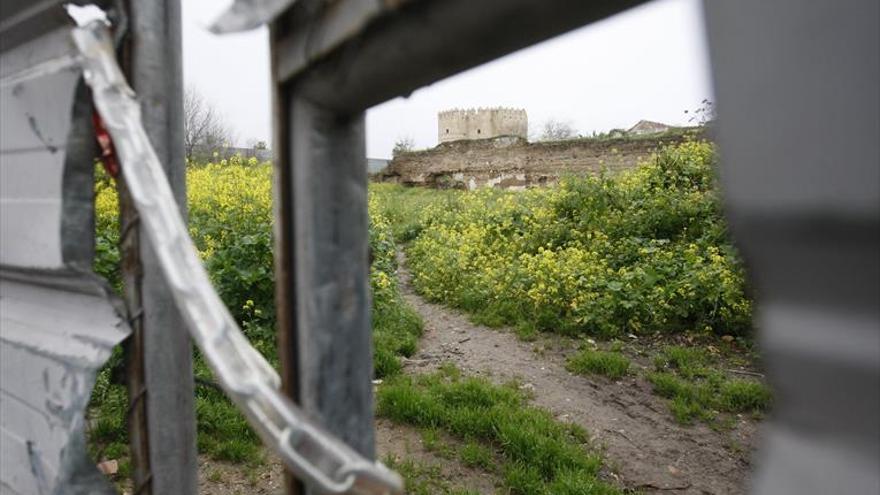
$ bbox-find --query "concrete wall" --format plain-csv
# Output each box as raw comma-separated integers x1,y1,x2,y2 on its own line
438,108,528,143
383,131,702,190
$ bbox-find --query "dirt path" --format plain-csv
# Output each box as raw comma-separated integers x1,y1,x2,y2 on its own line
396,252,759,495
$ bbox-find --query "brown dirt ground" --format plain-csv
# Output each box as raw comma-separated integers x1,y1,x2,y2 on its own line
395,252,761,495
375,418,502,494
193,419,499,495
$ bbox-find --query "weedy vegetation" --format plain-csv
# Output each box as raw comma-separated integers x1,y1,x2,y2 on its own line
86,140,769,488
381,141,752,339
377,365,620,495
648,346,771,424
88,155,422,470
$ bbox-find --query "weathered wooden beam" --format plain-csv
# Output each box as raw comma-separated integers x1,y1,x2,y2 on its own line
289,94,374,457
272,88,375,494
274,0,647,113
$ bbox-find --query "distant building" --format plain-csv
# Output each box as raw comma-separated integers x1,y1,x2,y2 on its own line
627,120,673,135
438,108,528,143
368,158,389,174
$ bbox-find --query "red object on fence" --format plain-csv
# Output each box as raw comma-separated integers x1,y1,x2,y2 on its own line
92,111,119,178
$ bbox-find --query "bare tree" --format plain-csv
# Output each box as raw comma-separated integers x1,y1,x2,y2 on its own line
245,138,268,150
184,86,234,161
684,99,716,126
539,118,576,141
392,135,415,157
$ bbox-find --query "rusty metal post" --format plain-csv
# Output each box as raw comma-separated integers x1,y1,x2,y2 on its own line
117,179,152,493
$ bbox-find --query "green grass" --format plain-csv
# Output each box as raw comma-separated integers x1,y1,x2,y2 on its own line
420,428,456,459
88,355,266,467
566,349,631,379
459,441,494,470
649,346,771,424
371,184,460,243
86,350,131,482
652,345,712,379
89,176,425,466
373,292,423,378
718,379,773,412
377,365,620,495
195,391,263,464
383,456,481,495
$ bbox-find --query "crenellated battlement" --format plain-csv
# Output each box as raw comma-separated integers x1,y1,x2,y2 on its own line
439,107,527,117
438,107,528,143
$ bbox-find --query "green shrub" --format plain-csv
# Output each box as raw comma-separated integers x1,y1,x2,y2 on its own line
403,141,753,338
91,157,423,464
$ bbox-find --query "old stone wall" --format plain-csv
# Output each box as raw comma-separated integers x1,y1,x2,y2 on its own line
438,108,528,143
382,131,704,190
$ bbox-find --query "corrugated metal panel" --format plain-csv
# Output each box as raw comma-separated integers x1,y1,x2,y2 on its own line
0,25,82,269
0,269,129,494
1,6,126,493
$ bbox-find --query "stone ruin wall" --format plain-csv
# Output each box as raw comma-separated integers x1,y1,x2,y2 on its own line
438,108,528,143
382,131,704,190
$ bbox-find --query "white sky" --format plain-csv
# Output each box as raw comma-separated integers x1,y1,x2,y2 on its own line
182,0,713,159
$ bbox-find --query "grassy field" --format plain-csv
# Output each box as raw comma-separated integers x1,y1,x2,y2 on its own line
88,141,769,490
373,140,769,424
379,365,620,495
89,156,423,474
380,141,752,339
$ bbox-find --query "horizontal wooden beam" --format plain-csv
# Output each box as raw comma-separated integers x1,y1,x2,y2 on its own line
274,0,647,113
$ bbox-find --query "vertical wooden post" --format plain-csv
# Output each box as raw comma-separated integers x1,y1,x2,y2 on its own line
271,84,376,493
289,95,375,459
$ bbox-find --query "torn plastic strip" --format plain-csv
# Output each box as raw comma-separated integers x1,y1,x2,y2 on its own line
207,0,297,34
71,21,403,495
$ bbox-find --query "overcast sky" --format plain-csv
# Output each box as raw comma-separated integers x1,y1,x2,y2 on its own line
182,0,713,159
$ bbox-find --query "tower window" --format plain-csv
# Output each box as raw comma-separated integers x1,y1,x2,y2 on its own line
446,129,449,133
477,129,481,134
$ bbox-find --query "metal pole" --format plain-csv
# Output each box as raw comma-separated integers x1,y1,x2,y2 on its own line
121,1,198,493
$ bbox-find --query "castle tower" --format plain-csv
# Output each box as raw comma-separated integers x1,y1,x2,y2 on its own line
438,108,528,143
